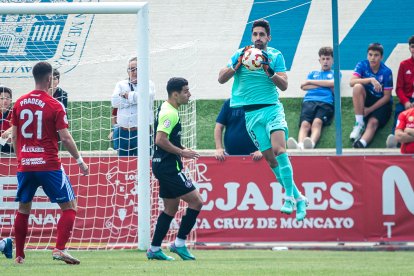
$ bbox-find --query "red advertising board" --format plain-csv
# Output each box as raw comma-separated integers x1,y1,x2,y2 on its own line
194,156,414,242
0,155,413,246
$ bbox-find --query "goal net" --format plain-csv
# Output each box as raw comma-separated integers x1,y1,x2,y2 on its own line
0,1,197,250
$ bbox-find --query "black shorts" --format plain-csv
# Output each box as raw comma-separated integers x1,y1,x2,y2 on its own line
152,163,195,199
364,91,392,128
299,101,334,126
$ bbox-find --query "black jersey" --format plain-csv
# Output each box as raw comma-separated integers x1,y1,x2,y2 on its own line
152,101,183,172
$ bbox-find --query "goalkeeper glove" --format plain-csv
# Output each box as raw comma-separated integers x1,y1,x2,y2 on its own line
261,50,275,77
232,46,252,71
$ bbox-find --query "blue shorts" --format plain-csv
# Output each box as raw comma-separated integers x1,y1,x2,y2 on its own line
15,170,75,203
113,126,120,150
244,102,288,152
119,128,138,156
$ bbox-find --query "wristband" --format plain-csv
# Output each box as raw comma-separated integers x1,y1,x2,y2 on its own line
76,157,84,165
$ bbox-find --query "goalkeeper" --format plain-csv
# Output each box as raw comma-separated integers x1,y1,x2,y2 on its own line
147,77,202,261
218,18,307,221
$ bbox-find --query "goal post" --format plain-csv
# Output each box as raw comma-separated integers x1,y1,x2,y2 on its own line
1,2,151,250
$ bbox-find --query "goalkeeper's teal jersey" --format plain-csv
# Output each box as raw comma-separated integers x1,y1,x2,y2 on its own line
227,46,286,108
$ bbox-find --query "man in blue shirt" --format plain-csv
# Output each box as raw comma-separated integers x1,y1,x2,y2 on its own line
218,19,307,221
349,43,393,148
214,99,262,160
288,47,338,150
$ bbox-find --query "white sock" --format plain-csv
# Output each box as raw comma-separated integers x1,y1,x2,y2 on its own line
359,139,367,147
174,237,186,247
0,239,5,252
355,115,364,125
295,194,304,201
297,142,304,150
150,246,160,252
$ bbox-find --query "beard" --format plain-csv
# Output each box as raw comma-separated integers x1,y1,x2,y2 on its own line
254,41,265,49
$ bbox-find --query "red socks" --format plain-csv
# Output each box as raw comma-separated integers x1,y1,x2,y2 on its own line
55,209,76,250
14,212,29,259
14,209,76,257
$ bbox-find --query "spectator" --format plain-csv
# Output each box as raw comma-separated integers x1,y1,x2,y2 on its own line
349,43,393,148
386,35,414,148
0,85,13,153
214,99,262,161
107,107,120,150
51,69,68,109
287,46,339,150
395,107,414,154
111,57,155,156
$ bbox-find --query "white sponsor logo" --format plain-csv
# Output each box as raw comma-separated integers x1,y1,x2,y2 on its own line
21,145,45,153
21,157,46,165
0,214,60,226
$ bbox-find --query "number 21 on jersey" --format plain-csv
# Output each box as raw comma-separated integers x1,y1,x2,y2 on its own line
20,109,43,139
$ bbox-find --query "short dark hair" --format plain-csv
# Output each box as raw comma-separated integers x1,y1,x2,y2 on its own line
318,46,333,57
0,85,12,98
252,19,271,36
166,77,188,96
32,62,53,83
367,42,383,56
408,35,414,45
53,68,60,80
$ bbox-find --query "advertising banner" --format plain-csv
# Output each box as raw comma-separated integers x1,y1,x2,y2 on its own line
1,155,413,244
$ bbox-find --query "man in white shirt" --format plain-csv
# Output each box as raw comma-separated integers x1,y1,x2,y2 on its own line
111,57,155,156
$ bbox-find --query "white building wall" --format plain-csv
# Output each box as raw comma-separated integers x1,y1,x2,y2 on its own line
0,0,412,101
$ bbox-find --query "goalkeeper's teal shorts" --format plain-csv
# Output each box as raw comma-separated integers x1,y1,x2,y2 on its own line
244,102,288,152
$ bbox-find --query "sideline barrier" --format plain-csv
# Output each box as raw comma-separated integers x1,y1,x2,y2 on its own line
0,155,413,247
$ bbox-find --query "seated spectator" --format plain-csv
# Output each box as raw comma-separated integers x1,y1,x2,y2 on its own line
214,99,262,161
386,35,414,148
51,68,68,109
395,107,414,154
287,46,339,150
0,85,13,153
349,43,393,148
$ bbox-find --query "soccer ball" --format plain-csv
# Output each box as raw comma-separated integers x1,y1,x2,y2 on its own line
242,48,264,71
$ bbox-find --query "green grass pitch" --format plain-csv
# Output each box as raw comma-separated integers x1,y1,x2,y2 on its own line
1,250,412,275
